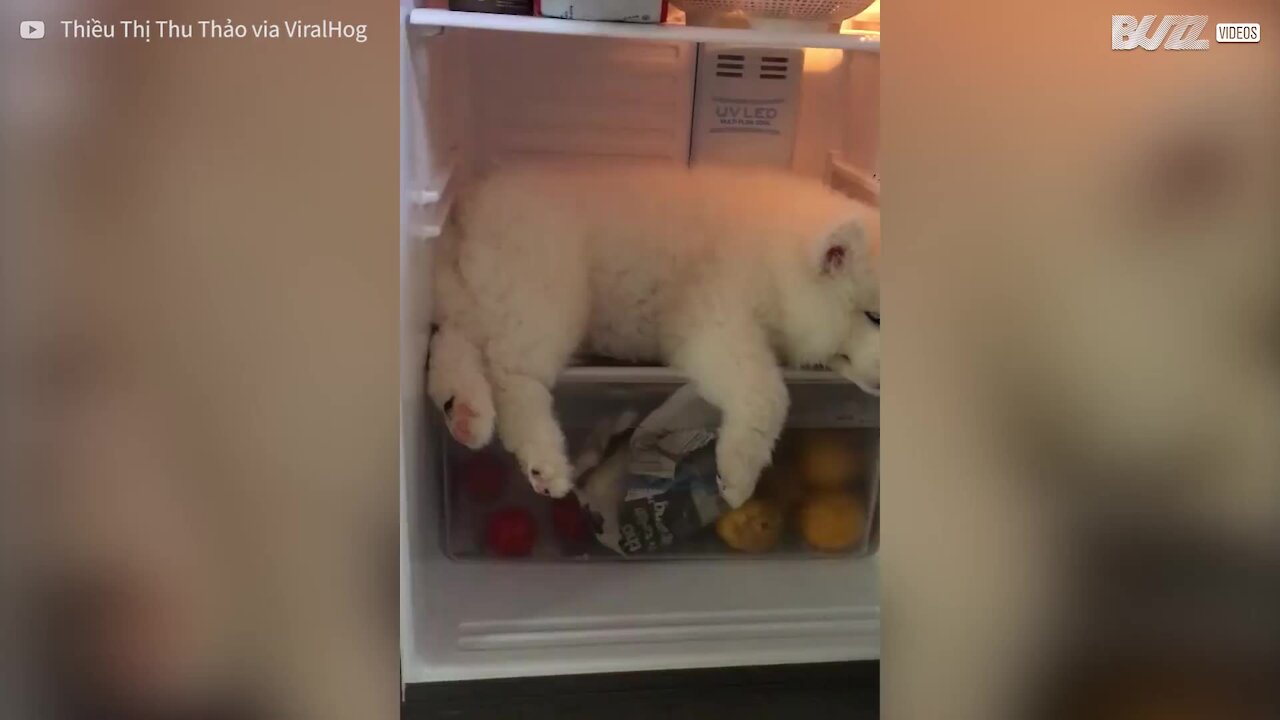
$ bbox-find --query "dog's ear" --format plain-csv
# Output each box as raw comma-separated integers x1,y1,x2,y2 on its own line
814,218,865,276
821,242,850,275
814,205,880,280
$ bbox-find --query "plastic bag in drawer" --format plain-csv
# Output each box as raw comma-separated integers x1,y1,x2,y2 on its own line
574,384,730,556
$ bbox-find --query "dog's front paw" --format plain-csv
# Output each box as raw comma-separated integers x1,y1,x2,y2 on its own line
529,465,573,498
716,475,756,509
517,447,573,498
716,436,769,508
443,396,495,449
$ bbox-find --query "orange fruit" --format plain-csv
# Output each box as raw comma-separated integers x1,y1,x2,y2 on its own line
798,431,861,491
716,499,784,553
799,492,865,552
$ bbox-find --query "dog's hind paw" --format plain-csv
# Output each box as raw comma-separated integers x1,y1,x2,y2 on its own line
444,397,495,449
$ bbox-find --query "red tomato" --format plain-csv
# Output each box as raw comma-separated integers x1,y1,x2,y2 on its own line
485,507,537,558
550,495,591,546
461,453,508,506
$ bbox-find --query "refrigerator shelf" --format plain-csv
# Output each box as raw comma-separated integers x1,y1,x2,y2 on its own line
558,362,871,386
408,8,880,51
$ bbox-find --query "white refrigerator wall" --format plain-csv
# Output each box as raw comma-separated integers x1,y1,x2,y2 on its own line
401,12,880,684
418,28,879,184
464,32,697,169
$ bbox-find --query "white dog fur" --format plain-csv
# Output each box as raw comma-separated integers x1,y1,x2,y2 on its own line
427,163,880,507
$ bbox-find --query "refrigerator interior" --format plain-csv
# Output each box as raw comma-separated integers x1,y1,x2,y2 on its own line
401,4,881,684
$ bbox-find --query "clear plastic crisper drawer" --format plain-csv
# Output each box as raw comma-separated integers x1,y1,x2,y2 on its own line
438,370,879,561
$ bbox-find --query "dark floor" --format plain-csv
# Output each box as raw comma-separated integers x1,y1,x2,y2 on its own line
402,661,879,719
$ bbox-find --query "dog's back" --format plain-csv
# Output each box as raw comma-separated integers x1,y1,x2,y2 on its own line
448,162,860,360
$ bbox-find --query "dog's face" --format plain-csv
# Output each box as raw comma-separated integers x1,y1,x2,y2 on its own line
831,307,881,396
814,209,881,397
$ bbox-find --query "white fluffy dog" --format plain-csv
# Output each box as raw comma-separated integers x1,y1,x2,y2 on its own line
427,163,880,507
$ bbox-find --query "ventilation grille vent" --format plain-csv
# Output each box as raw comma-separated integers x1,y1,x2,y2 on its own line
760,55,790,80
713,53,793,80
715,53,745,78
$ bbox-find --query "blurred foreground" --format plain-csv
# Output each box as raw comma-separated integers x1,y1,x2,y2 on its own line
2,1,398,718
886,0,1280,717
